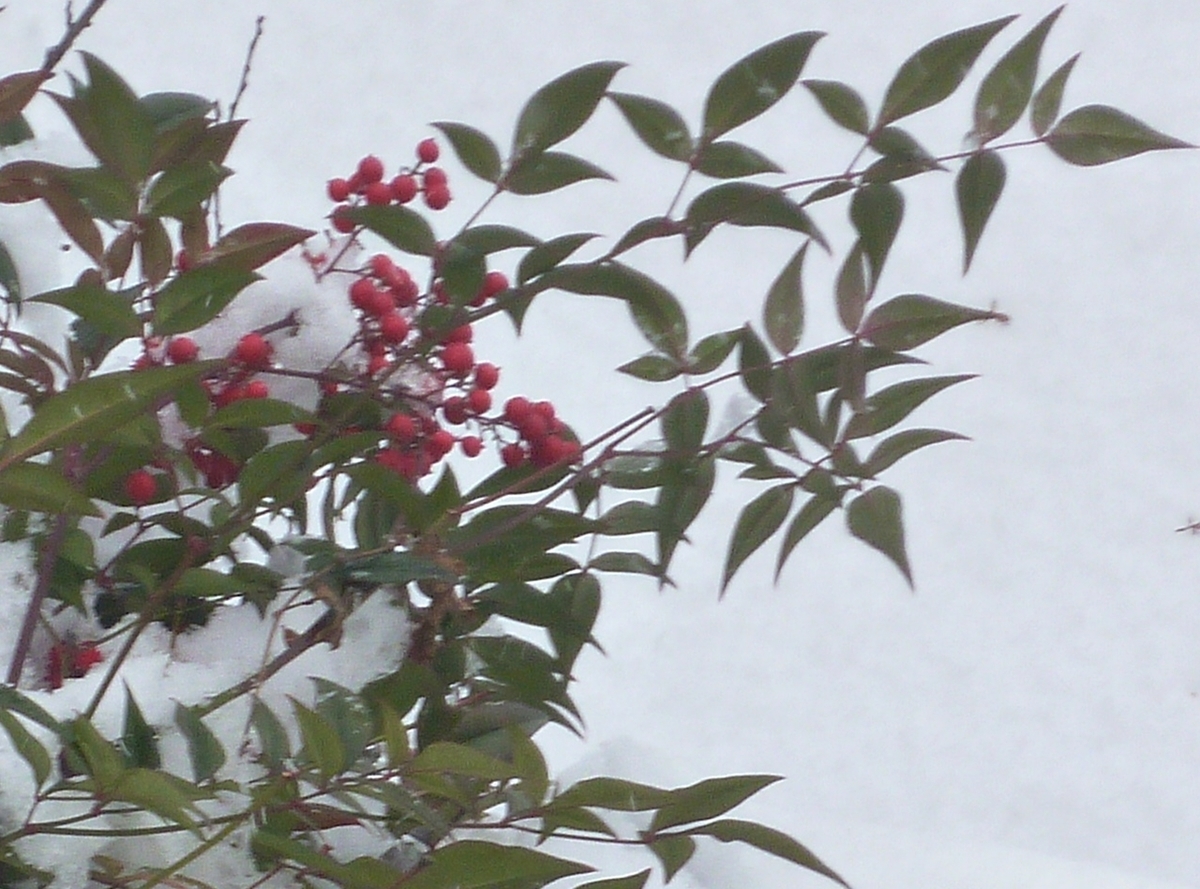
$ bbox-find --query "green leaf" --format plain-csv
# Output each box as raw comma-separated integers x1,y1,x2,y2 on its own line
32,282,141,339
517,233,597,285
348,204,436,255
151,265,259,335
850,183,904,286
775,494,839,580
865,427,968,475
0,708,52,787
209,398,314,430
722,485,794,593
173,703,226,783
236,439,312,508
440,239,487,305
973,6,1063,141
513,61,625,155
862,294,1005,351
576,870,651,889
702,32,823,139
688,819,850,887
291,697,347,783
687,329,740,374
618,354,682,382
762,244,806,355
589,551,659,577
139,216,172,285
836,243,869,333
344,551,457,586
648,835,696,882
454,224,540,255
599,501,659,536
803,79,870,134
685,182,827,255
603,452,663,490
0,685,61,734
547,572,602,671
608,92,692,161
650,774,781,832
68,54,155,183
410,741,520,781
402,841,592,889
313,678,377,769
1030,53,1079,137
62,166,137,220
844,373,975,439
472,634,577,719
738,324,772,402
0,363,214,468
552,776,672,811
955,150,1006,272
0,240,20,305
0,112,34,147
201,222,315,271
692,140,782,178
878,16,1016,125
662,389,708,456
120,684,160,769
506,150,613,195
1045,104,1194,166
144,160,229,218
250,699,291,770
864,126,944,183
111,770,205,836
0,461,98,516
537,262,688,359
140,91,212,132
656,455,715,568
432,121,502,182
847,485,912,585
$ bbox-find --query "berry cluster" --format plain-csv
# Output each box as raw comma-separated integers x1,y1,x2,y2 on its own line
45,638,103,690
329,138,449,234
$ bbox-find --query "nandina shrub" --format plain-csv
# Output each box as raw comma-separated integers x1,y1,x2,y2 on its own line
0,7,1189,888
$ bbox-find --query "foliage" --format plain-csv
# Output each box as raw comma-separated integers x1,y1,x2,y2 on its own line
0,7,1189,888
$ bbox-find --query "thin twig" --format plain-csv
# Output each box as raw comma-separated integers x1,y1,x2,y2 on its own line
228,15,265,122
41,0,109,74
5,516,69,685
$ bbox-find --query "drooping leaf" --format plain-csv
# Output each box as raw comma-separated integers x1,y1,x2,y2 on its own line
1030,53,1079,136
662,389,709,456
151,265,259,335
589,551,660,577
650,774,782,832
702,32,824,139
144,160,229,218
347,204,436,255
607,92,693,161
506,150,613,195
687,329,740,374
402,841,592,889
737,324,772,402
1045,104,1194,166
656,455,715,568
775,493,839,580
865,428,968,475
802,79,870,135
878,16,1017,125
692,140,782,178
138,216,172,285
0,462,99,517
0,708,52,788
844,373,975,439
722,485,794,593
432,121,502,183
617,354,682,382
120,684,160,769
850,182,904,285
763,243,806,354
609,216,682,258
313,678,376,769
835,242,869,333
513,61,625,155
685,182,827,255
687,819,850,887
847,485,912,585
973,6,1064,141
862,293,1006,351
0,70,49,125
440,239,487,305
173,703,226,783
409,741,521,781
955,150,1006,272
648,835,696,882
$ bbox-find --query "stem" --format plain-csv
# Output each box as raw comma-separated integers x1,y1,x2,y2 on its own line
5,516,69,686
41,0,109,74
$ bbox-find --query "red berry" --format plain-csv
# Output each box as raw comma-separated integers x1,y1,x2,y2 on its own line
417,138,440,164
357,155,385,184
474,362,500,390
460,435,483,457
442,396,468,425
369,253,394,278
176,249,193,272
350,277,376,311
440,342,474,376
379,311,409,344
424,185,451,211
482,270,509,299
124,468,157,505
428,429,455,458
385,413,417,443
73,641,103,674
445,324,473,344
234,332,272,368
367,287,395,318
391,174,418,204
327,178,351,202
331,206,356,233
367,353,390,376
365,181,392,206
466,388,492,414
501,443,526,468
503,396,532,423
423,167,447,188
294,422,318,436
533,400,556,422
244,380,270,399
319,379,340,396
517,412,549,442
166,336,199,364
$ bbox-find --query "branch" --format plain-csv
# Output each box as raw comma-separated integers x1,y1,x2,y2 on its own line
41,0,110,75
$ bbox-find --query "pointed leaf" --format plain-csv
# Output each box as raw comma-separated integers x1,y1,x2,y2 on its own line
863,126,944,183
0,462,93,517
865,428,968,475
847,485,912,585
0,708,52,788
347,204,436,255
608,92,693,161
862,293,1006,351
844,373,975,439
956,150,1006,271
879,16,1017,125
0,240,20,305
0,71,49,125
722,485,794,593
32,281,141,340
173,703,226,783
1045,104,1194,166
589,552,660,577
120,685,160,769
517,233,597,285
201,222,315,271
662,389,709,456
432,121,502,183
576,871,651,889
410,741,520,781
144,160,229,218
76,54,156,183
762,245,806,356
513,61,625,155
1031,53,1079,136
291,697,347,782
738,325,772,402
850,182,904,285
0,112,35,147
250,699,291,770
775,494,838,580
506,150,613,195
688,819,850,887
656,455,715,568
836,243,869,333
702,32,824,139
553,776,672,811
403,841,592,889
803,79,870,135
454,224,540,255
151,265,259,334
692,140,782,178
650,774,782,832
974,6,1063,141
686,182,826,254
648,835,695,882
617,354,682,382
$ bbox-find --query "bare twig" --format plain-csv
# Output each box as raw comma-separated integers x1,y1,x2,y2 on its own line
41,0,110,75
228,15,265,122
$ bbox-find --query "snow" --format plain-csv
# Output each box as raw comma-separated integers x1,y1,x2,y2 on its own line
2,1,1199,887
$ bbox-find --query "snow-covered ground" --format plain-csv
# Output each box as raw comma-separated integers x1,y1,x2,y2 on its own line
2,1,1199,887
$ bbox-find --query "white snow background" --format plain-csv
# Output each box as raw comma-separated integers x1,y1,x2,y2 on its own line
2,1,1200,887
